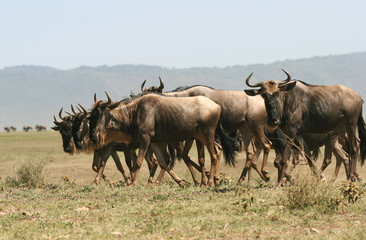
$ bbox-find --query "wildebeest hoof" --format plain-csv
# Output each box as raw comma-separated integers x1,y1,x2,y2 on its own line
178,179,187,188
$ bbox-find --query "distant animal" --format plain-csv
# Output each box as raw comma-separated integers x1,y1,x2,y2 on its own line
35,125,47,131
10,126,16,131
23,126,33,132
4,127,10,132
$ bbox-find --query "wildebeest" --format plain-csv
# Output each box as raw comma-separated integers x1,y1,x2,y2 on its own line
4,127,10,132
244,69,366,184
35,125,47,131
140,77,164,93
10,126,16,131
69,104,166,185
89,92,237,187
23,126,32,132
144,83,273,183
52,108,141,185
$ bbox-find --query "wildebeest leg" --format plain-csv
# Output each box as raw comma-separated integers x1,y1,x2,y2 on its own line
150,142,184,186
298,139,323,179
94,146,115,184
320,134,337,174
286,150,299,176
196,140,208,186
276,144,292,186
206,141,219,187
144,149,158,185
332,145,349,182
238,133,256,183
123,149,135,181
130,137,150,187
92,149,104,184
174,140,200,185
251,126,272,182
110,150,131,185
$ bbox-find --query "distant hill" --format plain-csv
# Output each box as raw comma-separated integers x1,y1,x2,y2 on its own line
1,52,366,130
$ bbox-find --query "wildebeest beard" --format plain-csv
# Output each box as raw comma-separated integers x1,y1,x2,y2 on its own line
261,92,281,127
89,108,101,143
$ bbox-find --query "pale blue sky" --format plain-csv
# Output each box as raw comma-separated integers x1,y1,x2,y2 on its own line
0,0,365,70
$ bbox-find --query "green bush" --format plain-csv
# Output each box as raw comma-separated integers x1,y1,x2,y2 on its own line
5,158,48,188
283,173,343,213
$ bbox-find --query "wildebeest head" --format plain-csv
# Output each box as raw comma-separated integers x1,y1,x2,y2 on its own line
140,77,164,93
89,92,113,144
52,108,76,154
244,69,297,127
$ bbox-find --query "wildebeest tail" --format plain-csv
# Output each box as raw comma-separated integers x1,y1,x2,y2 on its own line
357,106,366,166
215,122,237,167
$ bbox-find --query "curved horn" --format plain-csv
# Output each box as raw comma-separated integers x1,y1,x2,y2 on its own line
281,68,291,83
53,115,61,125
71,104,76,114
158,76,164,91
94,93,97,103
65,111,73,116
78,104,88,114
105,91,112,103
76,106,82,113
58,108,64,120
245,72,264,88
141,80,147,92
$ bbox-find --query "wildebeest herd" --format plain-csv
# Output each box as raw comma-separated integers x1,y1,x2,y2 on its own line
52,69,366,187
3,125,46,132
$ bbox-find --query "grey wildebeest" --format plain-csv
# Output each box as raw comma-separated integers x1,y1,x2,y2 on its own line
244,69,366,184
143,83,273,183
89,92,237,187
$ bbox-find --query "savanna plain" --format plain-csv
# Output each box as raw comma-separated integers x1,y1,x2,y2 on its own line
0,131,365,239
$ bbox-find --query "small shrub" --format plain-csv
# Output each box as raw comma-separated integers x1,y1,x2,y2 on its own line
5,158,48,188
283,173,343,213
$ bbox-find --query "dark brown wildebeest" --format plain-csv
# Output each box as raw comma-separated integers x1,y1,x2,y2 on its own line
10,126,16,131
23,126,32,132
69,105,165,185
35,125,47,131
52,108,138,185
89,92,237,187
140,77,164,93
4,127,10,132
145,84,272,183
244,69,366,184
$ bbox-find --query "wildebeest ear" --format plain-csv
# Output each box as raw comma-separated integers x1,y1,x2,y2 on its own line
51,126,60,131
244,89,260,96
279,81,296,92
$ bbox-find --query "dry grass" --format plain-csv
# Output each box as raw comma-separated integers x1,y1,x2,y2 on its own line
0,131,366,239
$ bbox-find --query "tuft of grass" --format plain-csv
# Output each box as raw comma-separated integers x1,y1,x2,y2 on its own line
282,173,343,213
5,158,48,188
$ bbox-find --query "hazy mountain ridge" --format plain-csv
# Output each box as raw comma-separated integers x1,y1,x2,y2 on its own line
1,52,366,130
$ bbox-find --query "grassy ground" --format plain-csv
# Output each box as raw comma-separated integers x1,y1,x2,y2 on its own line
0,131,366,239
